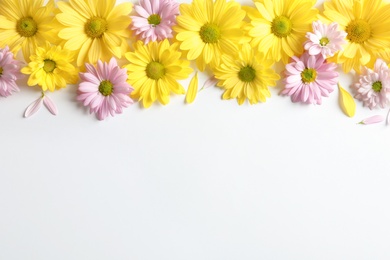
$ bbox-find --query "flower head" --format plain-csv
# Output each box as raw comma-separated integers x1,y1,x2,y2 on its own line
131,0,179,44
246,0,318,64
353,59,390,109
321,0,390,72
21,42,78,92
56,0,132,66
213,43,280,105
77,58,134,120
124,39,193,108
304,21,347,58
0,46,23,97
0,0,58,61
174,0,246,71
282,52,339,105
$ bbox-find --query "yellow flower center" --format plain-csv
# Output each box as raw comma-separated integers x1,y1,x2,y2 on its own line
85,17,108,38
146,61,165,80
99,80,114,96
319,37,329,46
43,59,56,73
346,19,371,43
148,14,161,27
271,16,292,38
301,68,317,83
199,24,221,43
16,17,38,37
238,66,256,82
372,81,382,92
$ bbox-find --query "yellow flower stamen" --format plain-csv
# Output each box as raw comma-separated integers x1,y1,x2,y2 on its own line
148,14,161,27
199,24,221,43
301,68,317,83
319,37,329,46
99,80,114,96
85,17,108,38
146,61,165,80
0,67,3,76
271,16,292,38
372,81,382,92
238,66,256,82
16,17,38,37
43,60,56,73
346,19,371,43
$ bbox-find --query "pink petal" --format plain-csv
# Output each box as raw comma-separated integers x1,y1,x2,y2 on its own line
200,76,218,91
24,97,43,118
43,95,58,116
359,115,384,125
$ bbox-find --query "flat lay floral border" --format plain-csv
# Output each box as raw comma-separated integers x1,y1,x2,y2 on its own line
1,0,389,124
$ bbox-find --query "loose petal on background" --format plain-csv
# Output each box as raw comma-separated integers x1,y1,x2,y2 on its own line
358,115,384,125
24,97,43,118
185,72,198,104
338,83,356,117
200,76,218,91
43,95,58,116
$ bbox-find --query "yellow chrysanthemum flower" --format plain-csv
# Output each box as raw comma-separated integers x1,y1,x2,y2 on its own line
0,0,58,61
213,43,280,105
21,42,78,92
245,0,318,64
321,0,390,73
124,40,193,108
173,0,247,71
56,0,132,66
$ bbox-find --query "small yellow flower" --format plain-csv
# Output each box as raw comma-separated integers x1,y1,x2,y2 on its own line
21,42,78,92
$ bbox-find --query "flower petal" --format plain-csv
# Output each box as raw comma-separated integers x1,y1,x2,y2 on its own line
24,97,43,118
338,83,356,117
43,95,58,116
185,72,198,104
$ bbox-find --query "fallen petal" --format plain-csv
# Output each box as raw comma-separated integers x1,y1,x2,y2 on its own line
43,95,58,116
358,115,384,125
185,72,198,104
200,76,218,92
24,97,43,118
338,83,356,117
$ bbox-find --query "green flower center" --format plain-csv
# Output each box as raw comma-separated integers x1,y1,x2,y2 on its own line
238,66,256,82
43,59,56,73
98,80,114,96
301,68,317,83
199,24,221,43
372,81,382,92
148,14,161,27
0,67,3,76
85,17,108,38
319,37,329,46
16,17,38,37
271,16,292,38
346,19,371,43
146,61,165,80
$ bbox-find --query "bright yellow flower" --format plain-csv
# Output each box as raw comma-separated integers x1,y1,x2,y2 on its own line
246,0,318,64
0,0,58,61
56,0,132,66
124,40,193,108
173,0,246,71
321,0,390,73
213,43,280,105
21,42,78,92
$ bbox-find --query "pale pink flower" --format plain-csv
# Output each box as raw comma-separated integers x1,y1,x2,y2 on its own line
282,52,339,105
304,21,347,58
131,0,179,44
77,58,134,120
353,59,390,109
0,46,23,97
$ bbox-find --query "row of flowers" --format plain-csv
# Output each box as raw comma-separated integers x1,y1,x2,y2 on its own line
0,0,389,123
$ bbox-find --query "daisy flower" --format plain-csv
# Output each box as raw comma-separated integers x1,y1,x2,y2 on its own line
353,59,390,109
21,42,78,92
0,46,23,97
173,0,246,71
321,0,390,72
213,43,280,105
124,39,193,108
131,0,179,44
304,21,347,58
245,0,318,64
281,52,339,105
56,0,132,66
0,0,58,62
77,58,134,120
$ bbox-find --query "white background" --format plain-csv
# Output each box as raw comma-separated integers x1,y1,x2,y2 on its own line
1,0,390,259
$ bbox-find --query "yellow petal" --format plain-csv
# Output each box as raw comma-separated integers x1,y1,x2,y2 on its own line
185,72,198,104
338,83,356,117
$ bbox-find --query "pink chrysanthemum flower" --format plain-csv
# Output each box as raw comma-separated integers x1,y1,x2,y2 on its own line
353,59,390,109
77,58,134,120
282,52,339,105
131,0,179,44
0,46,23,97
304,21,347,58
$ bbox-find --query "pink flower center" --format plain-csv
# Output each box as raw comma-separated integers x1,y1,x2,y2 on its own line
372,81,382,92
99,80,114,96
319,37,329,46
148,14,161,27
301,68,317,83
16,17,38,37
0,67,3,76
